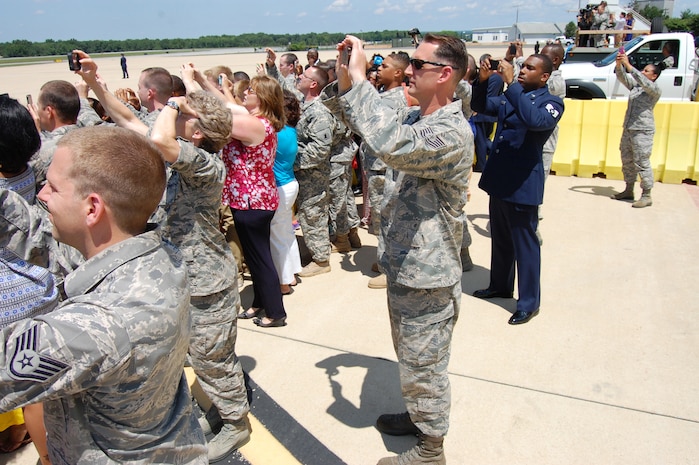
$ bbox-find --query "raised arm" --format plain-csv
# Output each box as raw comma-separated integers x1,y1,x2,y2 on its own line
74,50,148,135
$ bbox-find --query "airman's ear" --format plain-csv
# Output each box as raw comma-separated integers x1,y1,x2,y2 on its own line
84,192,106,228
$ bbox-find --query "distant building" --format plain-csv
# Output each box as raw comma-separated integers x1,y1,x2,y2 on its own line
471,27,510,43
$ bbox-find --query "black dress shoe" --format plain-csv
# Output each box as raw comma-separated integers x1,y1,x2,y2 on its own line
238,308,263,319
508,309,539,325
253,316,287,328
375,412,420,436
472,288,513,299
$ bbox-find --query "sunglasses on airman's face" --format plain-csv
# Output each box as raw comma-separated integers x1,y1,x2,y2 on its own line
409,58,459,70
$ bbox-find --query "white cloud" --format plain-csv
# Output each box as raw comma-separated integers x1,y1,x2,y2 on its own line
297,11,307,17
326,0,352,12
35,10,45,15
438,6,458,13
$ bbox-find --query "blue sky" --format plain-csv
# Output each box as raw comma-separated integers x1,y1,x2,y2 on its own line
2,0,699,42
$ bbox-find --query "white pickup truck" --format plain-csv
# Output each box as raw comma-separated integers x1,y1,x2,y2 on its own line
560,32,699,101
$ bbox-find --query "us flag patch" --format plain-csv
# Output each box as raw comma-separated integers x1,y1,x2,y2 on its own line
10,325,68,382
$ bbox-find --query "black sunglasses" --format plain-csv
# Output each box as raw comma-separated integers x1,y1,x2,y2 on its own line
409,58,459,70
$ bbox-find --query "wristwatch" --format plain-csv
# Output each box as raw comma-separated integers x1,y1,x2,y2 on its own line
166,100,180,114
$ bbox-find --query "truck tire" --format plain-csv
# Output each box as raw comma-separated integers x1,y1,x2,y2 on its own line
565,80,606,99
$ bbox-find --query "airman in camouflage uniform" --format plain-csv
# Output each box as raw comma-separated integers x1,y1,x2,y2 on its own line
148,93,251,461
611,54,661,208
75,52,251,461
295,67,335,276
328,121,360,250
27,80,81,190
539,44,567,227
0,127,207,464
541,44,567,182
324,34,473,465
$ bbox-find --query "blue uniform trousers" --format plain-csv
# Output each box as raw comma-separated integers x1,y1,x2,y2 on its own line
488,196,541,313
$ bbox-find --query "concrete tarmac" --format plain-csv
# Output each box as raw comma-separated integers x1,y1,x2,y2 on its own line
3,174,698,465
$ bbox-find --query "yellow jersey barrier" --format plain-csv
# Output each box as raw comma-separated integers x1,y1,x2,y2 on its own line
553,99,699,184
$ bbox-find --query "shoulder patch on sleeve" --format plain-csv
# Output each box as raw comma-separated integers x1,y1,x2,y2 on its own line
545,103,560,119
9,325,69,382
418,127,447,150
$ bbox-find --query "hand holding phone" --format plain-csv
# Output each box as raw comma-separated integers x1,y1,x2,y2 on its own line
489,59,500,71
68,52,81,71
340,47,351,66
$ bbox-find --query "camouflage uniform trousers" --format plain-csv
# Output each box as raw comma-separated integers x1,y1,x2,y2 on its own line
542,125,559,183
462,217,472,249
620,129,655,190
219,204,245,278
188,285,249,422
386,280,461,438
366,168,385,236
296,167,331,262
328,162,360,237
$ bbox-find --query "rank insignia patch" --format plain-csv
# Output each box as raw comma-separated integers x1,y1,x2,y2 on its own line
10,325,68,382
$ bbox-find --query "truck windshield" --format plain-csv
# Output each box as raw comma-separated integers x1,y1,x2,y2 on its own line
596,36,646,67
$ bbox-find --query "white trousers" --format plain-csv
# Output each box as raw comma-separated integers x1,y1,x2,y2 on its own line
270,180,302,284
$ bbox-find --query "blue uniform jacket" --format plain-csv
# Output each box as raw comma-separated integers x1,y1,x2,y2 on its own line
472,80,564,206
470,73,504,124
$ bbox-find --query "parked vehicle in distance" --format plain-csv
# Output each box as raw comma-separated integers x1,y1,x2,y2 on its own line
555,35,575,45
560,32,699,101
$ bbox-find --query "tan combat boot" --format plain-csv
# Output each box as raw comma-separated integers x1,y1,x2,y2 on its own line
331,234,351,253
611,182,635,200
376,434,446,465
348,227,362,248
368,274,387,289
298,260,331,277
632,189,652,208
207,418,251,462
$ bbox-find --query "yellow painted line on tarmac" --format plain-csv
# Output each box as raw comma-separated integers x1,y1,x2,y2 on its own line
239,414,303,465
184,367,302,465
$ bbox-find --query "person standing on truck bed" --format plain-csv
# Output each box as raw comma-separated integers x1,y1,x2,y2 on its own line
610,50,661,208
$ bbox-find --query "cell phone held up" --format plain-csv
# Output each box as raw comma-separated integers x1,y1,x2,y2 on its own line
489,59,500,71
67,52,81,71
26,94,33,106
340,47,351,67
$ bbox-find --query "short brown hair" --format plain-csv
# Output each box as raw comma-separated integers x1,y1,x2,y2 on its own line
38,80,80,123
141,67,174,103
422,33,468,81
205,65,233,82
58,126,166,235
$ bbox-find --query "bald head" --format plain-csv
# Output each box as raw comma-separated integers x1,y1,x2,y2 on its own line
541,44,565,70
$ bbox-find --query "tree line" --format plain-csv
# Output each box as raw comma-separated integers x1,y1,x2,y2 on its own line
0,30,463,58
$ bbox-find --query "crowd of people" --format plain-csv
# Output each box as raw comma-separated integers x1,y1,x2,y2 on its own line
0,31,658,464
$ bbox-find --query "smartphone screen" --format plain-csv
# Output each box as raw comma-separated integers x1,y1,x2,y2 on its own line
26,94,33,106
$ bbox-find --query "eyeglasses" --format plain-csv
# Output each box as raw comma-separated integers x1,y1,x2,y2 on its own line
300,73,316,82
246,87,256,95
409,58,459,70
